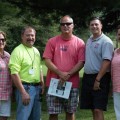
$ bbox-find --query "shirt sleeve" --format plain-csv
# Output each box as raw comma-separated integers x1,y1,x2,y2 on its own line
8,48,22,74
43,39,55,59
78,40,85,62
102,41,114,60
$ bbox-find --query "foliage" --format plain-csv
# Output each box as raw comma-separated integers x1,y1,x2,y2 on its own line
3,0,120,30
0,0,120,54
0,2,61,55
0,1,20,18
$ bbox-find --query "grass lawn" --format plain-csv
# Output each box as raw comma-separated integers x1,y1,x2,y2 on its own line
8,63,116,120
41,97,116,120
9,97,116,120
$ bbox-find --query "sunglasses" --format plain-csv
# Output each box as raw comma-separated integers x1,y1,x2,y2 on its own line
60,23,73,26
0,39,5,42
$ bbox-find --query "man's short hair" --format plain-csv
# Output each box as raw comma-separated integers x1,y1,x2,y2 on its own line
21,26,36,35
88,17,102,25
60,15,74,23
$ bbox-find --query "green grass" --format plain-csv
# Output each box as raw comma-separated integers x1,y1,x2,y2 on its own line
8,64,116,120
9,97,116,120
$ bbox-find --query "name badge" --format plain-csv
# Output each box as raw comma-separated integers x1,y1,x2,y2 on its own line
29,69,34,74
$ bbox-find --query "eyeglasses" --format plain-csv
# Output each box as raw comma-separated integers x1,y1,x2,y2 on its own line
0,39,5,42
60,23,73,26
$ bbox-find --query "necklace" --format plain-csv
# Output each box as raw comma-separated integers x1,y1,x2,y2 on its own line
24,46,35,69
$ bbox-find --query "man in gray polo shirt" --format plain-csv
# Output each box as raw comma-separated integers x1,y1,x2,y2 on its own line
80,17,114,120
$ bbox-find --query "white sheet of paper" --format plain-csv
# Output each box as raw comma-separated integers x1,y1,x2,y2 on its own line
48,78,72,99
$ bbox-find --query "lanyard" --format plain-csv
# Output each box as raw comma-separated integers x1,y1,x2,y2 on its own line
24,46,35,68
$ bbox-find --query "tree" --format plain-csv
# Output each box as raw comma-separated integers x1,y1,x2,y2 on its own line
1,0,120,54
4,0,120,31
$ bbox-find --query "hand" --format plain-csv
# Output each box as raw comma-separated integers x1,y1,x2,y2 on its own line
93,80,101,91
58,72,71,82
21,91,30,106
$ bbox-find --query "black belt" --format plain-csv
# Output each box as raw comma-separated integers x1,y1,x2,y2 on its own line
22,82,40,86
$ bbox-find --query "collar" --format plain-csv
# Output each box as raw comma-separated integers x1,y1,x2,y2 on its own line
90,33,104,42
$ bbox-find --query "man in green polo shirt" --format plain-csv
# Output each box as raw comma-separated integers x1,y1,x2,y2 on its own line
9,26,44,120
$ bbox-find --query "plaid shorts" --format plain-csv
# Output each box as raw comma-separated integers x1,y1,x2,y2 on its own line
46,88,79,114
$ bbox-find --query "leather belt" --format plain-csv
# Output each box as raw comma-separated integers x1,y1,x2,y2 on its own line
22,82,40,86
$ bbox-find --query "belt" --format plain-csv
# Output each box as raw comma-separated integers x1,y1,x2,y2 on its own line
22,82,40,86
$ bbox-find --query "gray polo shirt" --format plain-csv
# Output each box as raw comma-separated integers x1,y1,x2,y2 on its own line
84,33,114,74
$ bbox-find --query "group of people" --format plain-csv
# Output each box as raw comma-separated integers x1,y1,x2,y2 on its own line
0,15,120,120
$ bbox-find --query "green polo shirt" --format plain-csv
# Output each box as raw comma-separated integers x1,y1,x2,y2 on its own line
9,44,41,83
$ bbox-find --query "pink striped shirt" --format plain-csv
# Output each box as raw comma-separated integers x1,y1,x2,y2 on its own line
43,35,85,88
0,51,12,100
111,49,120,92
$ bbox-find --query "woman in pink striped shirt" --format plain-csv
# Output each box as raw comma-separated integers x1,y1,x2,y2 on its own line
0,31,12,120
111,25,120,120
